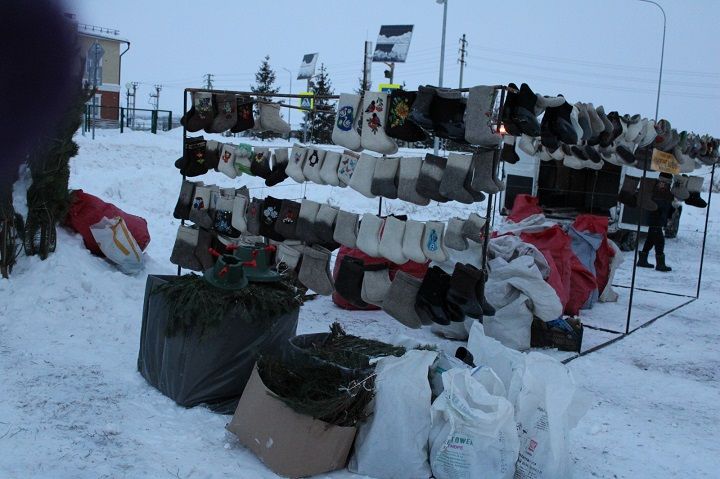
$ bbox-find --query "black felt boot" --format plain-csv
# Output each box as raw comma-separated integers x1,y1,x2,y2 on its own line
408,85,437,131
334,255,369,308
510,83,540,137
655,253,672,272
446,263,484,319
463,263,495,316
637,251,654,268
415,266,464,326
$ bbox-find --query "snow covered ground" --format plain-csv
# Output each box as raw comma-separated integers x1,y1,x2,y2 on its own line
1,128,718,478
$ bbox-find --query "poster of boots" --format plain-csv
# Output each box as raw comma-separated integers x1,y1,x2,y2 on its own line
372,25,414,63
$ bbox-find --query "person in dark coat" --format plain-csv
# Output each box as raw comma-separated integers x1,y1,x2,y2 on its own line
637,174,673,272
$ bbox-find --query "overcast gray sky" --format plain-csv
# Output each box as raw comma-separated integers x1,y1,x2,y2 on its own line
72,0,720,136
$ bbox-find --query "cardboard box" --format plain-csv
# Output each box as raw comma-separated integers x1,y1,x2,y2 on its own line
227,366,357,478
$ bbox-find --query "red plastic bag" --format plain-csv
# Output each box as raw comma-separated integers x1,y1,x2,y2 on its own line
64,190,150,256
572,214,615,295
508,194,543,223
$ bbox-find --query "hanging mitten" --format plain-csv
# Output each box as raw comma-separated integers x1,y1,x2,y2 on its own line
421,221,449,262
349,153,378,198
402,220,427,263
183,92,215,132
296,199,321,244
356,213,384,258
298,245,335,295
416,153,449,202
230,95,255,133
332,93,363,151
286,144,308,183
378,215,409,265
470,148,500,194
464,85,502,147
274,199,302,240
337,150,360,187
265,148,289,186
440,152,475,204
333,210,360,248
208,93,237,133
258,101,291,136
361,265,393,307
173,180,198,220
382,271,424,328
360,91,399,155
319,151,342,186
371,156,400,199
385,89,428,142
303,148,327,185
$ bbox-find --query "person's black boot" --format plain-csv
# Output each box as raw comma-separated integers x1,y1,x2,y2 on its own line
637,251,654,268
655,253,672,272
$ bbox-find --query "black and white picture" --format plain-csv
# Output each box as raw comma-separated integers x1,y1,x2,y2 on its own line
372,25,414,63
297,53,319,80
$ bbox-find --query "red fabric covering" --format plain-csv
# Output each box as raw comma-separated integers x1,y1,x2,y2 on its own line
331,246,428,311
520,225,595,316
64,190,150,256
572,214,616,295
508,194,543,223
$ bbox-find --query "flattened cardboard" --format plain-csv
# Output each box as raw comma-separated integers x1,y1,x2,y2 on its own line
227,366,357,478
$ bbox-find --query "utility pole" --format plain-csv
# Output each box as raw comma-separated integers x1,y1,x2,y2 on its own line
125,81,138,128
203,73,214,90
458,34,467,89
149,84,162,110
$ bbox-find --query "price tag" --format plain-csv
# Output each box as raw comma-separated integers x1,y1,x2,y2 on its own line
651,149,680,174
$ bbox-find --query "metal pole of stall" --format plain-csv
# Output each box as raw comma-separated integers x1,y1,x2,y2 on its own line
695,163,716,299
625,163,649,335
178,89,189,277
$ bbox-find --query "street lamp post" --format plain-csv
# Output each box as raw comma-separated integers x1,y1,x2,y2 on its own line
637,0,666,122
434,0,449,155
282,67,293,130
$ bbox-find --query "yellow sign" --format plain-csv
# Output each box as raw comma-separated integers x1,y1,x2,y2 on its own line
298,92,314,111
651,148,680,175
378,83,401,93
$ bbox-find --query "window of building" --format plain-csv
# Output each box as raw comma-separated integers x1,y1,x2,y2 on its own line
85,42,105,86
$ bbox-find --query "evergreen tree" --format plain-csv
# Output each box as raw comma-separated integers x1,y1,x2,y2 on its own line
309,64,335,144
356,75,371,95
251,55,280,140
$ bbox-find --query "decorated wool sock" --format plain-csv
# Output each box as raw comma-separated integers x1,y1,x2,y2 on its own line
173,180,198,220
286,145,308,183
349,154,378,198
298,245,335,295
274,199,302,240
194,228,215,270
501,136,520,164
444,217,468,251
231,195,248,233
416,153,449,202
385,89,428,142
382,271,423,328
250,147,273,179
175,137,210,177
275,242,302,272
258,102,290,136
337,150,360,186
465,85,502,147
302,148,327,185
402,220,427,263
265,148,290,186
361,266,393,307
296,199,321,244
333,210,360,248
184,92,214,133
397,157,431,206
208,93,237,133
371,156,400,199
422,221,448,262
332,93,363,151
470,149,500,194
232,143,254,176
170,225,202,271
189,185,213,229
462,213,486,243
245,198,263,236
360,91,398,155
440,152,475,204
671,175,690,201
334,255,368,307
214,194,240,238
216,143,238,179
356,213,384,258
258,196,284,241
319,150,342,186
378,215,408,265
230,95,255,133
314,204,340,248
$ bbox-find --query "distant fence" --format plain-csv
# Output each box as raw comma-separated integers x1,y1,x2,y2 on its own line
83,105,174,134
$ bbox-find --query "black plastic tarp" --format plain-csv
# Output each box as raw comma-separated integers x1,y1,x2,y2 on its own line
138,275,299,414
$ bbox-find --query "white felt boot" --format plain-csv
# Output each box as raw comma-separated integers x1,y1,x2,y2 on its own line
332,93,363,151
320,150,342,186
286,145,308,183
356,213,384,258
421,221,449,262
349,153,378,198
401,220,427,263
231,195,248,233
378,216,409,264
302,148,327,185
360,91,398,155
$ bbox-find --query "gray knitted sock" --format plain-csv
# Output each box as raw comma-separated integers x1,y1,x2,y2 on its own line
337,150,360,186
170,225,202,271
361,266,393,307
298,245,334,295
422,221,449,262
371,156,400,199
397,157,430,206
444,217,468,251
378,215,409,264
382,271,423,328
245,198,263,235
464,85,501,147
440,152,475,204
286,145,307,183
416,153,449,202
470,149,500,194
462,213,486,243
314,204,340,244
303,148,327,185
333,210,360,248
402,220,427,263
320,151,342,186
296,199,321,243
356,213,384,258
349,153,378,198
276,242,302,272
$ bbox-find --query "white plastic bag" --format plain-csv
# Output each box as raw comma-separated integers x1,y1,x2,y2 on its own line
430,352,470,398
349,349,438,479
90,216,144,274
483,294,534,351
429,368,519,479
